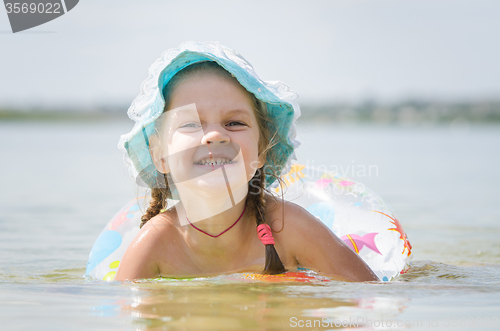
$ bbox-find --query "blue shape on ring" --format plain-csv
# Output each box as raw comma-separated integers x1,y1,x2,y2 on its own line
85,230,122,274
306,202,336,229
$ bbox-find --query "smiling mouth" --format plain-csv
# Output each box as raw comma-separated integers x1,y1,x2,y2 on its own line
196,158,234,166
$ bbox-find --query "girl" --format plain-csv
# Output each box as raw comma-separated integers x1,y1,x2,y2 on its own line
115,41,378,282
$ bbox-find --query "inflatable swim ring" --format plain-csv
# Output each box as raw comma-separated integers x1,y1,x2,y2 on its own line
85,164,412,282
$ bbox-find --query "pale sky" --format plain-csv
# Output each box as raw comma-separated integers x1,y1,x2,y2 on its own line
1,0,499,109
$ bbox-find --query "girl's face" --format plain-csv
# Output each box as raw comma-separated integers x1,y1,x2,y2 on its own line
153,70,263,197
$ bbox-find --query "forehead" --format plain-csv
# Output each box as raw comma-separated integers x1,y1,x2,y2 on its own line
167,71,255,116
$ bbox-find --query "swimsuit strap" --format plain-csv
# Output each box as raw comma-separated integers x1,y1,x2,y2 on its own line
187,205,246,238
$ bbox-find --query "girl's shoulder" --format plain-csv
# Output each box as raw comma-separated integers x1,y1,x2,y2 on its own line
264,194,379,281
115,207,185,280
140,207,182,242
123,207,184,259
264,195,327,246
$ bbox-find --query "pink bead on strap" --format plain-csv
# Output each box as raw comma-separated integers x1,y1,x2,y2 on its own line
257,224,275,245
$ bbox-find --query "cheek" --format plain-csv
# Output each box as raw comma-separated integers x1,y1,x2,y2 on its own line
166,132,201,155
241,138,262,179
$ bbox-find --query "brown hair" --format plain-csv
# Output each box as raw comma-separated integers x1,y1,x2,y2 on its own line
140,61,286,274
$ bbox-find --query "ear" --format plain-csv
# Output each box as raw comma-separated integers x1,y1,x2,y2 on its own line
257,153,265,169
149,135,170,174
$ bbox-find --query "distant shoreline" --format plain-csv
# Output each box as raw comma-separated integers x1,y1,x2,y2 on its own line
0,109,129,122
2,99,500,123
299,100,500,123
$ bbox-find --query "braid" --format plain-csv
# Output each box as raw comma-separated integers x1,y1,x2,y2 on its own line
140,174,170,228
248,168,286,275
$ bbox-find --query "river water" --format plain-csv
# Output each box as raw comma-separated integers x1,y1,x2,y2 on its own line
0,119,499,330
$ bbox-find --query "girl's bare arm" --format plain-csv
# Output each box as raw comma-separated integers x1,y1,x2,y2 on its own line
275,202,379,282
115,223,162,281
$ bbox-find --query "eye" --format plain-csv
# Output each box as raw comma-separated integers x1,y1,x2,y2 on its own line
226,121,246,127
180,122,201,128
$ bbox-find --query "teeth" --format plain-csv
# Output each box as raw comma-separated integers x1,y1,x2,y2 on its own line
198,158,232,165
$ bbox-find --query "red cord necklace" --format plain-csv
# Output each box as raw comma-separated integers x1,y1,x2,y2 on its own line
187,205,247,238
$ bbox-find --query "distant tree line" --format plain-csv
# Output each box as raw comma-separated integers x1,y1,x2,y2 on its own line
300,100,500,123
1,100,500,123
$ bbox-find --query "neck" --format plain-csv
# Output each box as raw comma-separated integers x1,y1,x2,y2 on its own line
172,178,263,269
176,199,258,257
175,176,249,226
188,204,246,238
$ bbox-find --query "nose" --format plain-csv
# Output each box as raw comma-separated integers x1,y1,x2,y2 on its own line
201,125,230,145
